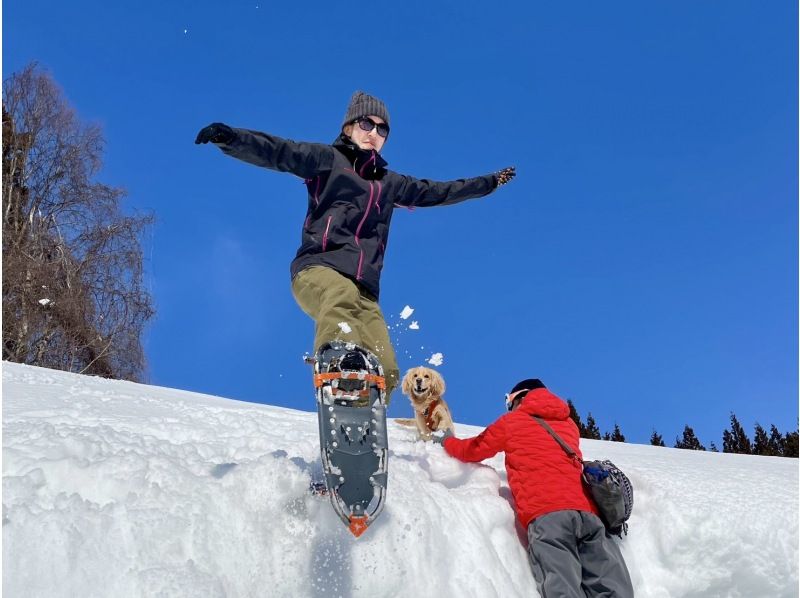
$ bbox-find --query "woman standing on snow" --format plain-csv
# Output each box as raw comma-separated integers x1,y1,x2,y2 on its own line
195,91,515,402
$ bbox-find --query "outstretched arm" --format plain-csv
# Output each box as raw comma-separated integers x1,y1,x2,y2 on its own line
392,166,516,208
195,123,333,180
441,416,508,462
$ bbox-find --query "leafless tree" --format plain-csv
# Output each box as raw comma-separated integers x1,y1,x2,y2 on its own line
3,63,154,381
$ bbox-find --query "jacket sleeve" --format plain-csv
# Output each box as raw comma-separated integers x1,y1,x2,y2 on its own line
443,416,507,462
392,172,498,208
216,128,334,179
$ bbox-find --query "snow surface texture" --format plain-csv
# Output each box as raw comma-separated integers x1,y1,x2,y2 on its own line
3,363,798,598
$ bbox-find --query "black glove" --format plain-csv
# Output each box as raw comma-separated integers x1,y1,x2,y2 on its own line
495,166,516,188
431,428,455,445
195,123,235,145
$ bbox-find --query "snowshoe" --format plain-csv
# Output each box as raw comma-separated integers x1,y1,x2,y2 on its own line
311,341,388,537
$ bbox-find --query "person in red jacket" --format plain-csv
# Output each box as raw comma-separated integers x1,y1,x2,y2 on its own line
438,378,633,598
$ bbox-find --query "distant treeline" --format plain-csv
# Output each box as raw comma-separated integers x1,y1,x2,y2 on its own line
566,400,799,458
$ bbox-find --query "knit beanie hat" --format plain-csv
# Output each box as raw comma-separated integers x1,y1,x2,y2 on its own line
510,379,546,394
342,90,390,128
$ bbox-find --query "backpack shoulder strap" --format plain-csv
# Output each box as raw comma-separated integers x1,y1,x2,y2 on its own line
531,415,582,464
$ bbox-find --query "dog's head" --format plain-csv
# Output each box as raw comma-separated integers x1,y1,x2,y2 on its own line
401,366,445,405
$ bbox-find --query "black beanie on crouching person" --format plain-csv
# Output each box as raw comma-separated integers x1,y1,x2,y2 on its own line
510,379,546,395
342,91,390,128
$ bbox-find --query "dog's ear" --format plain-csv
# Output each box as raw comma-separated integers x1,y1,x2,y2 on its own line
430,369,446,396
401,369,415,396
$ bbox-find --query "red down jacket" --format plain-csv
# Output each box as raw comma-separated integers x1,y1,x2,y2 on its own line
443,387,599,527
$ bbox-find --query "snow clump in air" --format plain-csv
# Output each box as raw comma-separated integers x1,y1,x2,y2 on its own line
428,353,444,366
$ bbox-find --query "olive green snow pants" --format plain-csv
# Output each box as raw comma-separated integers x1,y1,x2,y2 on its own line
291,266,399,403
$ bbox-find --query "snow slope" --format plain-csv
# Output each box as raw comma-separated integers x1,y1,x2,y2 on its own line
3,363,798,597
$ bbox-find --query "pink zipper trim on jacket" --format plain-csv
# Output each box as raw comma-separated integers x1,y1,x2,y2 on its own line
356,250,365,281
374,180,383,214
314,176,321,206
354,181,375,280
322,215,332,251
359,152,376,178
304,176,321,207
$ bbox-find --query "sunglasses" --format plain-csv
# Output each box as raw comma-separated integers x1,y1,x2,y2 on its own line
354,116,390,138
504,390,527,412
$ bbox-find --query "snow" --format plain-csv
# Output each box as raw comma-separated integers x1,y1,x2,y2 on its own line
409,321,419,330
2,362,798,597
337,322,352,334
428,352,444,366
399,305,414,320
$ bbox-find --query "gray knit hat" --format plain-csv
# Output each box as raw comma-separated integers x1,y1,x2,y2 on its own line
342,90,390,128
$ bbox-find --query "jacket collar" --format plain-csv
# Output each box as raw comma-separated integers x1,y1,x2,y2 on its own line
333,134,388,180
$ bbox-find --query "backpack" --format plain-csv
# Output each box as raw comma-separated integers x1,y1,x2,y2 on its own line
531,416,634,537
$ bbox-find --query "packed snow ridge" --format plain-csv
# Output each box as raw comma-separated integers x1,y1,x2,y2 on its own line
2,362,797,597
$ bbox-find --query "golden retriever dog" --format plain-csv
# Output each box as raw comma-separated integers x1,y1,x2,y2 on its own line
395,366,455,440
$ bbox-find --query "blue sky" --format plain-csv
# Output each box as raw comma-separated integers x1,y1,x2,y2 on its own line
4,1,797,446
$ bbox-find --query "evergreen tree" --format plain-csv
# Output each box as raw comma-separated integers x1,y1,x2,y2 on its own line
566,399,586,437
768,425,785,456
583,413,601,440
784,430,799,458
721,429,732,452
709,442,719,452
674,425,706,451
650,430,666,447
602,431,611,441
609,423,625,443
752,423,775,456
722,413,752,454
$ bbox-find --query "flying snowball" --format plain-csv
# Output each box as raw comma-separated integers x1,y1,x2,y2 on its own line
427,353,444,366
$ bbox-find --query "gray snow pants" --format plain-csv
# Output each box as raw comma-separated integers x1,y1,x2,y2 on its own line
526,510,634,598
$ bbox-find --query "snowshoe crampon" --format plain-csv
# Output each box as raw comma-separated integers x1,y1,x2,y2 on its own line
313,341,388,538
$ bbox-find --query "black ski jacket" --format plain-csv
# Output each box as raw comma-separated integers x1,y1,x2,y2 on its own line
217,129,498,299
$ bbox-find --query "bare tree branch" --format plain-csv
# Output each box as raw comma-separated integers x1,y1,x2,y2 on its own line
3,63,155,381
